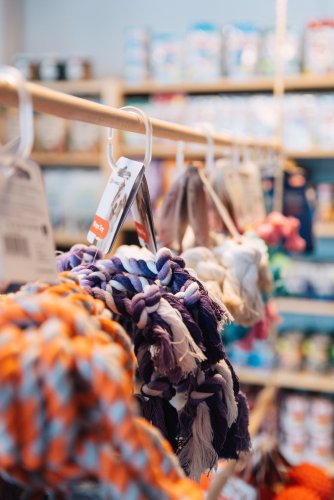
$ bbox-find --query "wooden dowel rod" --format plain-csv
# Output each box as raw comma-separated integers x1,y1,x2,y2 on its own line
0,79,281,150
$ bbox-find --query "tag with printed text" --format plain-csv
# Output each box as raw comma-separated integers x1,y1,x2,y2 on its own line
0,157,57,284
131,174,157,253
87,157,144,255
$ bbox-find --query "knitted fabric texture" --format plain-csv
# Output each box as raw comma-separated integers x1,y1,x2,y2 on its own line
56,244,251,479
0,291,203,499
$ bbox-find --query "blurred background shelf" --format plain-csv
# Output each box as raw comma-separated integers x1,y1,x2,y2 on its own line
287,149,334,159
32,151,101,166
276,297,334,316
314,221,334,239
237,367,334,393
123,73,334,95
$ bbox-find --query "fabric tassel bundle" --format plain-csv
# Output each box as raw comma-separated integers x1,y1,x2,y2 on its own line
157,165,210,252
56,244,251,480
0,286,203,499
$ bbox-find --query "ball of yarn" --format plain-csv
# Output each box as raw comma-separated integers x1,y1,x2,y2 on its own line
287,463,334,500
0,292,203,499
274,486,321,500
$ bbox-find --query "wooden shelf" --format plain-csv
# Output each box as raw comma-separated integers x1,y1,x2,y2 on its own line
288,149,334,159
32,151,101,166
315,221,334,239
32,78,113,95
276,297,334,316
237,366,334,393
124,73,334,95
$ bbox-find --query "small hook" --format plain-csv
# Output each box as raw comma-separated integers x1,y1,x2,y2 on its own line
195,122,215,174
0,66,34,159
176,140,185,174
107,106,152,169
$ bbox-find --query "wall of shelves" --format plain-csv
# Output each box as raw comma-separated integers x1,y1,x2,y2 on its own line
17,75,334,262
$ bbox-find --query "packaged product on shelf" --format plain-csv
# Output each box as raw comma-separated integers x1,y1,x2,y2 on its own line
281,394,309,429
124,26,149,84
303,334,331,373
34,113,67,152
280,392,334,468
68,119,101,152
13,53,39,80
307,434,333,466
65,56,92,80
316,183,334,222
283,94,317,151
150,33,183,83
260,27,300,76
308,396,334,433
307,397,334,465
304,20,334,74
314,95,334,149
276,331,304,371
185,23,222,81
43,168,104,235
38,54,66,81
223,23,260,79
280,428,308,465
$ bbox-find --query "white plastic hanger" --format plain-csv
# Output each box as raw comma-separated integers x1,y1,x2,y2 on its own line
176,140,185,174
107,105,152,170
0,65,34,159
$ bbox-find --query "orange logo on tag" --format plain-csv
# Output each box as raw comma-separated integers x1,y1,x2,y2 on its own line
90,215,109,239
135,221,149,243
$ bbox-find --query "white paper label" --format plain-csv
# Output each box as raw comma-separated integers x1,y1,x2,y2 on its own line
87,157,144,255
0,158,57,284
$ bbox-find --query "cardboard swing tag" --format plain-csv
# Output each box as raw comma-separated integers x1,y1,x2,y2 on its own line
0,157,57,284
130,174,157,253
87,157,145,255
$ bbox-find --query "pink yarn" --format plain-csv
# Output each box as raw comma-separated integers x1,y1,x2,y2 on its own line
255,211,306,253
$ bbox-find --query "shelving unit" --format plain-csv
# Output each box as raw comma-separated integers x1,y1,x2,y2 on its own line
32,151,101,166
276,297,334,316
123,73,334,95
314,221,334,239
14,76,334,249
237,366,334,393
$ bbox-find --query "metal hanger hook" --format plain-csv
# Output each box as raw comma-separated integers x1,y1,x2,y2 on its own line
107,106,152,169
0,66,34,159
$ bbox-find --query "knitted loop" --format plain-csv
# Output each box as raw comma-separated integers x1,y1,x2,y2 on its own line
0,292,203,499
131,285,161,328
57,244,102,272
175,281,201,306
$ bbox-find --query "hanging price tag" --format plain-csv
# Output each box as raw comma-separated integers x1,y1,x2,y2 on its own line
0,157,57,284
131,174,157,253
87,157,145,255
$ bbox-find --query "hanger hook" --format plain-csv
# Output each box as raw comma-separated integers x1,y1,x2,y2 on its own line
195,122,215,174
176,140,185,173
0,66,34,159
107,106,152,169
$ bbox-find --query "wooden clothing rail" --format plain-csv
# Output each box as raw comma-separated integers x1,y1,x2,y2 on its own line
0,79,281,151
